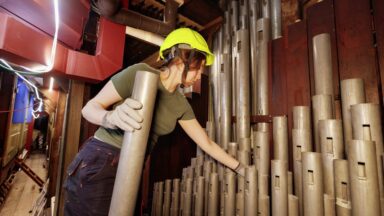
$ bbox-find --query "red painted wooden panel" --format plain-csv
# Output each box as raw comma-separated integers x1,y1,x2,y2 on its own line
271,38,288,116
0,11,125,82
306,0,340,104
334,0,380,103
373,0,384,99
286,21,311,108
286,21,311,168
1,0,90,49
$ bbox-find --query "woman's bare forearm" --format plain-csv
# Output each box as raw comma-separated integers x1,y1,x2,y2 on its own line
200,140,240,170
81,100,109,126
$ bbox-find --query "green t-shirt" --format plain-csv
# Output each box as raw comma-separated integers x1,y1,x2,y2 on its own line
94,63,195,150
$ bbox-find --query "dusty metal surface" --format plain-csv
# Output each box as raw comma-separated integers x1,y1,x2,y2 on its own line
333,159,352,216
271,160,288,216
340,78,365,156
348,140,381,216
318,119,343,196
302,152,324,216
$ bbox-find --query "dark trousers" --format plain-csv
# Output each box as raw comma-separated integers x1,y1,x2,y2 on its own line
64,137,120,216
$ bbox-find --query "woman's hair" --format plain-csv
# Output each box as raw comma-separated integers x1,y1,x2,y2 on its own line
165,48,206,70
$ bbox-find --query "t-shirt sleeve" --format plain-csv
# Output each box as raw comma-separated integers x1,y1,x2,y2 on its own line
111,66,137,99
180,102,196,120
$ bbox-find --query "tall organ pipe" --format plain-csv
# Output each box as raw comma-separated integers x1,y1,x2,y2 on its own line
170,179,180,216
194,177,205,216
292,129,312,216
258,195,270,216
261,0,271,18
348,140,381,216
273,116,288,163
204,161,213,216
208,173,219,216
293,106,312,130
236,193,245,216
182,179,193,216
256,18,271,116
220,54,232,149
254,131,270,176
231,0,239,37
228,142,238,158
318,119,344,196
209,37,219,142
340,78,365,156
223,11,232,54
333,159,352,216
302,152,324,216
224,172,236,216
324,194,336,216
239,0,249,30
163,180,172,216
235,28,251,141
214,33,223,143
151,183,158,216
271,160,288,216
249,0,259,116
254,131,270,197
288,195,299,216
109,71,158,216
245,166,258,216
259,174,270,199
231,0,239,126
237,151,250,216
156,182,164,216
351,103,384,214
239,137,251,153
270,0,282,39
312,94,333,152
312,33,335,101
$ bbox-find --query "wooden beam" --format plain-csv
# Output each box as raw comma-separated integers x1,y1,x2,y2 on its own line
143,0,204,30
56,80,84,216
47,90,67,198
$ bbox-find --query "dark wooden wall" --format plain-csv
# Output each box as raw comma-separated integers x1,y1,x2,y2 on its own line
271,0,383,168
0,72,15,184
145,74,209,211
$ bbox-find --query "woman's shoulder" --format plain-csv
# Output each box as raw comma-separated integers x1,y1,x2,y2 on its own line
113,63,160,80
129,63,161,74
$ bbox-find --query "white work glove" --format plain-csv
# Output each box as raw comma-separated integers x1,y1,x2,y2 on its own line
234,162,246,177
101,98,143,132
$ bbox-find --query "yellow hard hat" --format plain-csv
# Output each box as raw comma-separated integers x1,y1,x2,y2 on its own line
159,28,214,66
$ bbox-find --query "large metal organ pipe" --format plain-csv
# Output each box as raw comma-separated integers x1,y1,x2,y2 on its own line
150,2,384,216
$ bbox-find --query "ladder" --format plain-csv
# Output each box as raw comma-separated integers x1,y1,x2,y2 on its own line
15,158,45,187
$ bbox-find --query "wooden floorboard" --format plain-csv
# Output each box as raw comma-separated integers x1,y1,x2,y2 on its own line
0,153,47,216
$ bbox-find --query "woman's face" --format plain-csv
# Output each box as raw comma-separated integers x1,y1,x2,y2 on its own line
182,60,205,87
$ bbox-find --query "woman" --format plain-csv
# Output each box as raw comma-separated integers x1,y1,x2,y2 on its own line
64,28,246,216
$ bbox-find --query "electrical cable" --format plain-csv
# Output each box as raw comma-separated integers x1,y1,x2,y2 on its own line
0,102,40,114
1,60,44,118
0,0,60,75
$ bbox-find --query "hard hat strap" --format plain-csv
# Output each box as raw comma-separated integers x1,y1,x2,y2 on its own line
171,47,196,87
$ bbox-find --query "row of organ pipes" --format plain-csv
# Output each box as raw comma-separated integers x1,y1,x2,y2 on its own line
151,0,384,215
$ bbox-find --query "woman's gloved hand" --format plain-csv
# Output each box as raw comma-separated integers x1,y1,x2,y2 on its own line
234,162,248,177
101,98,143,132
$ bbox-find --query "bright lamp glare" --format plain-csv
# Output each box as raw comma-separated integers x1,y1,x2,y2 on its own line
0,0,60,73
49,77,54,91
